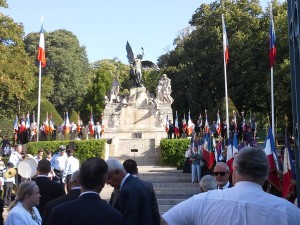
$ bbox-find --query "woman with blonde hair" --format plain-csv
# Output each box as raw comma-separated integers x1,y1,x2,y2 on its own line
5,181,41,225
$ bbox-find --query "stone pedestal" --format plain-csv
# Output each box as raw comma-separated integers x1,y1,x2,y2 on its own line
102,87,172,165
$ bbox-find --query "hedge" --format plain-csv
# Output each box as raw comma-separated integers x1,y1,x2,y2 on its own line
160,138,190,169
27,140,106,164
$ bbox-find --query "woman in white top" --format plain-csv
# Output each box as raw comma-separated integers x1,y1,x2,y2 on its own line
5,181,42,225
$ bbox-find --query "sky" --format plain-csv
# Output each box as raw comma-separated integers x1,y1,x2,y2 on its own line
2,0,269,64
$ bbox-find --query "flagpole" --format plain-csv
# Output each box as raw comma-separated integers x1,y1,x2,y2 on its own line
270,3,275,138
36,16,43,142
222,14,230,139
271,67,275,139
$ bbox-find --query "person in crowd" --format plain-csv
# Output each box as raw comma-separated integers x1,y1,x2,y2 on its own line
34,159,65,217
106,158,158,225
162,147,300,225
62,148,79,192
199,175,217,193
45,150,52,161
3,144,11,157
3,162,15,207
190,146,202,183
5,181,42,225
213,162,232,189
70,122,77,140
34,149,44,164
0,196,3,225
42,170,81,225
183,147,191,173
1,136,10,157
167,120,174,139
94,122,102,140
45,157,125,225
8,144,23,186
50,145,68,185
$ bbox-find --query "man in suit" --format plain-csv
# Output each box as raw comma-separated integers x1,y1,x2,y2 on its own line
213,162,233,189
122,159,160,225
42,170,81,225
34,159,65,217
46,157,125,225
106,158,159,225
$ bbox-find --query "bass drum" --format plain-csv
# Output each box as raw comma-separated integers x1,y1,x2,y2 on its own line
18,158,38,179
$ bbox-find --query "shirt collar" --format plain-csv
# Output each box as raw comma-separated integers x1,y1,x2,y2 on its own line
120,173,130,190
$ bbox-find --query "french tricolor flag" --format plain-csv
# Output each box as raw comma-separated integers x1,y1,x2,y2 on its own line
222,15,229,65
269,5,276,68
38,20,46,67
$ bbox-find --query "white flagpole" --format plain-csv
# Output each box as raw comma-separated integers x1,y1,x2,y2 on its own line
36,16,43,142
270,4,275,138
222,14,230,139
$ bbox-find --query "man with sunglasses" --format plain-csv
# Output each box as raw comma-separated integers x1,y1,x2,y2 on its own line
213,162,233,189
162,147,300,225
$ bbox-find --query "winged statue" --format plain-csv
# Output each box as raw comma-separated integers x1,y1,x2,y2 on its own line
126,41,159,88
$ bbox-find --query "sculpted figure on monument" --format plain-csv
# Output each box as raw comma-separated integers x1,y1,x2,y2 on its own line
156,74,174,104
110,78,120,103
126,41,159,88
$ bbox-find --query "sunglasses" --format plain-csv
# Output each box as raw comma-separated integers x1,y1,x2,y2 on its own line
213,172,227,176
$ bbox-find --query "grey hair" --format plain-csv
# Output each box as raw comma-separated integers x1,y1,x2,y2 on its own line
8,181,37,210
215,162,230,172
199,175,217,192
106,158,127,174
70,170,80,183
233,147,269,181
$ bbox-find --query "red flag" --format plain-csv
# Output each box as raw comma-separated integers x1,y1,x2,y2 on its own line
44,112,49,135
269,4,276,67
37,21,46,67
89,112,95,135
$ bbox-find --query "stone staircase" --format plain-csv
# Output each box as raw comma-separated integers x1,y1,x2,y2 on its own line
100,166,199,215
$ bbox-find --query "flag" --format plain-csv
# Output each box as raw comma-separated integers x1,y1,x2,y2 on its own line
182,114,187,134
204,112,209,132
208,136,215,169
226,133,238,173
174,112,180,137
13,115,19,132
25,112,30,129
222,14,229,64
44,112,50,135
269,4,276,67
215,139,223,162
202,133,209,163
38,21,46,67
264,127,281,191
64,112,70,134
77,112,81,133
165,115,169,133
89,112,95,135
187,111,193,136
282,126,294,199
49,113,54,133
19,115,27,134
216,110,221,135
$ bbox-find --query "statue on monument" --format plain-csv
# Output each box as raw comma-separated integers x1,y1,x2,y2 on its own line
126,41,159,88
110,78,120,103
156,74,174,104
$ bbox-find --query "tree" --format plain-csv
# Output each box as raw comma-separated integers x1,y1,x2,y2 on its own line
24,29,92,113
0,3,36,117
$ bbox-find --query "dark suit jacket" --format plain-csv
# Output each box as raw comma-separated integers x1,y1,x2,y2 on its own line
45,193,125,225
114,175,159,225
0,198,4,225
42,188,81,225
34,176,65,217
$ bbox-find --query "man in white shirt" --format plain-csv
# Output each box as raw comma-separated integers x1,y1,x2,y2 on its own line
63,148,80,192
70,122,77,140
8,144,23,186
162,147,300,225
94,122,102,140
50,145,68,185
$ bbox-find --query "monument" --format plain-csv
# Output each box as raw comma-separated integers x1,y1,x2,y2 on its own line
102,42,173,165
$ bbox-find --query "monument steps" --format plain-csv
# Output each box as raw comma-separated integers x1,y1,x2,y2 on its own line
100,166,198,215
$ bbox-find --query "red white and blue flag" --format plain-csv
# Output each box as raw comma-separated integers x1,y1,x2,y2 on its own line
38,21,46,67
264,127,281,191
269,5,276,67
89,112,95,135
216,110,221,135
174,112,180,137
222,15,229,64
25,112,30,129
64,112,70,134
182,114,187,134
187,111,193,136
165,115,169,133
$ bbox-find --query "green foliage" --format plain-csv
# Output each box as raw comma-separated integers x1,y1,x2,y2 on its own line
0,116,14,140
160,138,190,168
69,110,79,124
33,99,63,125
24,29,92,113
27,139,106,164
0,13,36,117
